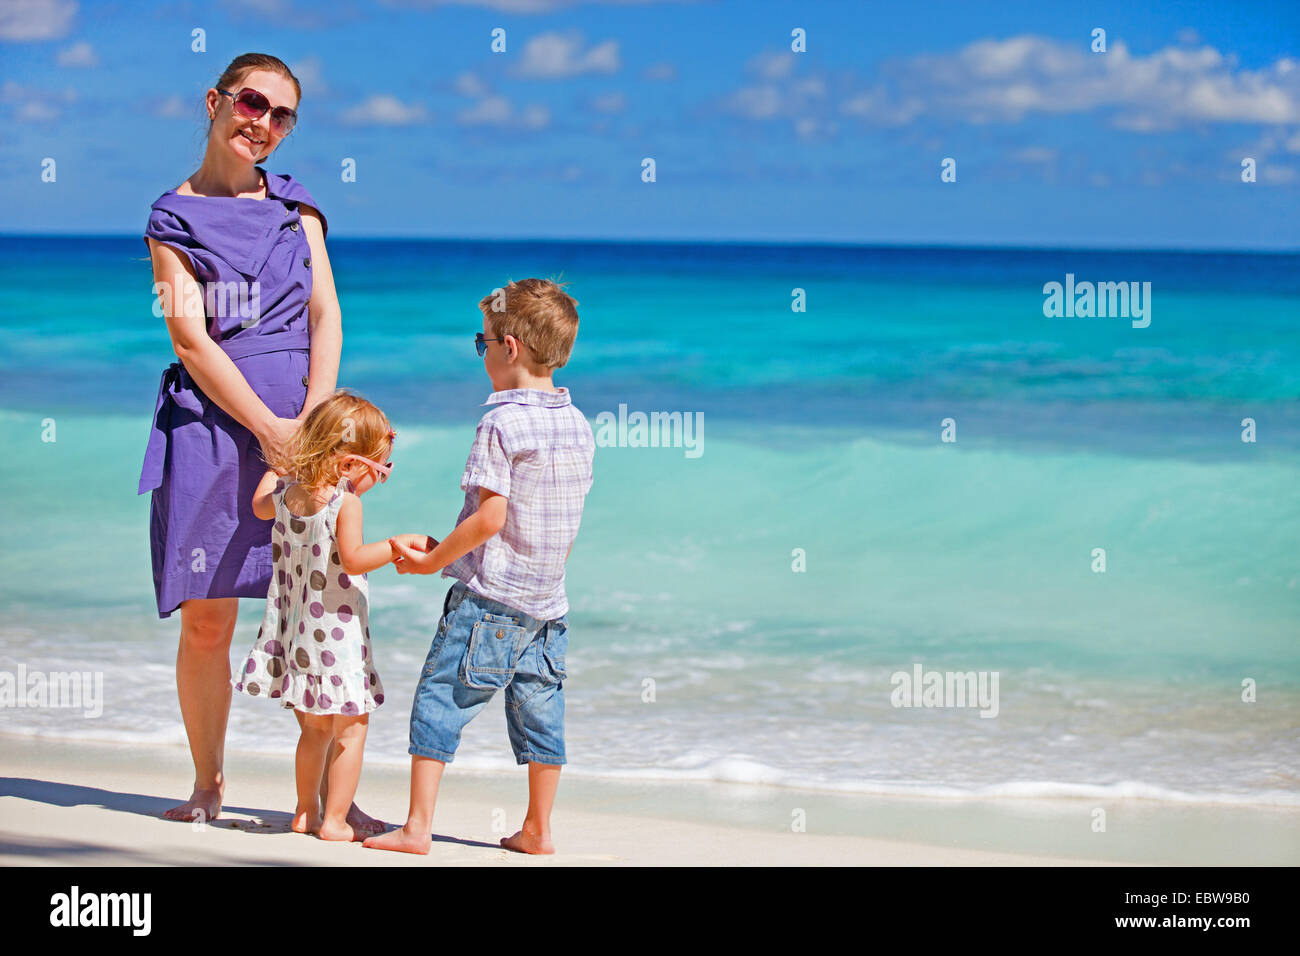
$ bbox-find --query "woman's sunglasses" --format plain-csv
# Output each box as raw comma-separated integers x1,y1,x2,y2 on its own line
342,454,393,484
219,87,298,136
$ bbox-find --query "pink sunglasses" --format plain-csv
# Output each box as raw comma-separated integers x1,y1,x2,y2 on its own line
342,454,393,483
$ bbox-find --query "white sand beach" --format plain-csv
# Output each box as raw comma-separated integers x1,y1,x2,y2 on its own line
4,733,1297,866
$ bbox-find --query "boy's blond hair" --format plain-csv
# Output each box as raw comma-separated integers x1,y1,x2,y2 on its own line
268,389,393,491
479,277,580,370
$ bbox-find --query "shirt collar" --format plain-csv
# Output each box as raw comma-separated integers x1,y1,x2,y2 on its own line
482,387,571,408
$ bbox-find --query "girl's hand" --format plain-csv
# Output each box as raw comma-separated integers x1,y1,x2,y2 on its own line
257,416,301,473
390,533,437,553
389,537,438,574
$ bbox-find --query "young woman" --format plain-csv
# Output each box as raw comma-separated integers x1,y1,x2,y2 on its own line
140,52,379,833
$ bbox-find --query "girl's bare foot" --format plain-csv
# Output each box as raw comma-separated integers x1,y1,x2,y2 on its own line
317,818,360,842
291,805,322,834
363,824,432,855
345,802,385,834
163,786,223,824
501,826,554,855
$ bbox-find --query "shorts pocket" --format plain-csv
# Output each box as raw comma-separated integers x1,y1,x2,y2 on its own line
459,613,525,690
542,619,568,683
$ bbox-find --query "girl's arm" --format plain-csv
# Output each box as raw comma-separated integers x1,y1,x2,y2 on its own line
251,469,279,521
296,208,341,421
148,239,300,460
335,493,394,575
390,488,507,575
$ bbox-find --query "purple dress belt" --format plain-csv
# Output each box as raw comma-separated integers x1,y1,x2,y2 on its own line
138,328,311,495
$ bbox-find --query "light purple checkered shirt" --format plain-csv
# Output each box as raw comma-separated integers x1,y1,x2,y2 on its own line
443,387,595,621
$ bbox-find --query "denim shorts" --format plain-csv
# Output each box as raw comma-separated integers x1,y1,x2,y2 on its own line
409,581,568,766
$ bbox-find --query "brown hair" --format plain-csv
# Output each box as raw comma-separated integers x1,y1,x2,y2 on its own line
207,53,301,161
269,390,393,492
478,277,581,370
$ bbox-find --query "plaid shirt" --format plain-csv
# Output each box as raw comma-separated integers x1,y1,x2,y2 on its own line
443,387,595,620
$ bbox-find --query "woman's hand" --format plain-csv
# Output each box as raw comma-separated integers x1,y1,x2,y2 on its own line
256,416,301,472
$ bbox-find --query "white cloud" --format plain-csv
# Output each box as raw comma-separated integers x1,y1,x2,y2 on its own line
56,40,97,67
748,51,794,80
519,103,550,128
516,32,620,78
840,87,923,126
0,0,76,40
291,56,329,97
18,99,57,121
848,35,1300,128
154,94,190,119
459,96,511,125
643,62,675,82
380,0,696,11
726,84,781,119
454,72,489,98
340,94,428,125
591,91,626,114
1260,165,1297,184
457,95,550,129
2,79,72,122
1012,146,1057,163
722,50,826,124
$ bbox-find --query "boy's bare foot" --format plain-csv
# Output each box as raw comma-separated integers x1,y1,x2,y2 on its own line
362,824,432,855
501,827,554,855
163,786,223,824
317,819,360,842
345,803,385,834
291,807,323,834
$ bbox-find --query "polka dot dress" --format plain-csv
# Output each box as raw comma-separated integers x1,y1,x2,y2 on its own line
234,477,384,715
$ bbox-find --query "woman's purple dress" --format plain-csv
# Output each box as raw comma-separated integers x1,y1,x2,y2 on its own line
139,167,327,618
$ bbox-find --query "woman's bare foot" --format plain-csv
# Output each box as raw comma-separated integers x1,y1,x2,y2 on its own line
345,802,386,834
291,804,322,834
362,824,432,855
317,818,360,842
501,826,554,855
163,786,223,824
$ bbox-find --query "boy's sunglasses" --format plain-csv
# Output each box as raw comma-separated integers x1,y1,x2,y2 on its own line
475,332,503,357
342,454,393,483
218,87,298,135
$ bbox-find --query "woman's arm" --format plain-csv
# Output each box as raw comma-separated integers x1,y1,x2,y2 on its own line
335,493,394,575
297,207,341,421
148,239,299,457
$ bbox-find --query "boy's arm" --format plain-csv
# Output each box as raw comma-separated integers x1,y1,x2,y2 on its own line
251,469,279,521
391,488,507,575
335,493,395,575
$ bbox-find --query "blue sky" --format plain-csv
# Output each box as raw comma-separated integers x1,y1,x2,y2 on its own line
1,0,1297,248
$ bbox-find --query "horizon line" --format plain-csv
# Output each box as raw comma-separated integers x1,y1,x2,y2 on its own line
0,232,1296,256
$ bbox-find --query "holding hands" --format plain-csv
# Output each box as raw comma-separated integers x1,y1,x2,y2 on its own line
389,534,440,574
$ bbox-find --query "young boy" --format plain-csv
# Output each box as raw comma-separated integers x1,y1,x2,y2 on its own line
364,278,594,856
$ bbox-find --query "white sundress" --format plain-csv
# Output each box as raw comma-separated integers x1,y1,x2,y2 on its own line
234,476,384,715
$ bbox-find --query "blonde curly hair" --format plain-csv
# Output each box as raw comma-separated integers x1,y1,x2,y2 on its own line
269,389,394,492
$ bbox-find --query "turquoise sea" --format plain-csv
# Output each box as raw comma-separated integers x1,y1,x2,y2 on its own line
1,236,1297,805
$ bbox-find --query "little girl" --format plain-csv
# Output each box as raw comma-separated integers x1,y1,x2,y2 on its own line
233,389,397,842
